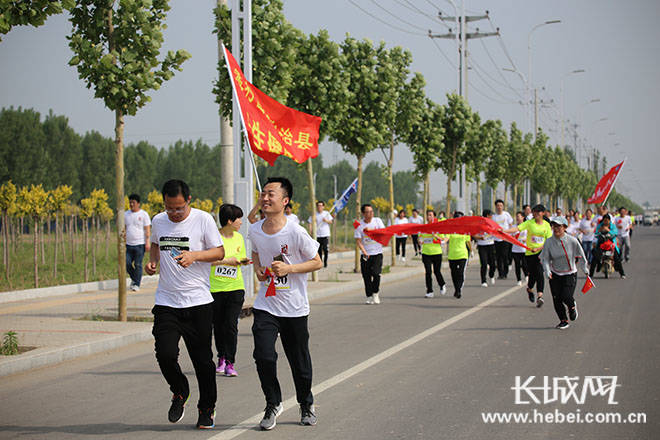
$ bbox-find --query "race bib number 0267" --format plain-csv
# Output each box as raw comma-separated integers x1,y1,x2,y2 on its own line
214,265,238,279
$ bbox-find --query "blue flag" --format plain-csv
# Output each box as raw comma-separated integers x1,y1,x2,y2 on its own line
332,178,358,214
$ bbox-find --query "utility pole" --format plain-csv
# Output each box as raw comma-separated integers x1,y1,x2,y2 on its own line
430,9,498,213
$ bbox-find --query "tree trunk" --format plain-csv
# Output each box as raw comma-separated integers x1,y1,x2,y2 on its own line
306,159,317,282
40,218,46,265
354,153,364,273
476,177,481,216
388,133,395,267
106,220,110,258
92,216,97,277
3,212,10,287
446,145,457,215
84,219,89,282
512,184,518,213
33,218,39,288
54,213,59,279
423,172,430,213
70,215,75,264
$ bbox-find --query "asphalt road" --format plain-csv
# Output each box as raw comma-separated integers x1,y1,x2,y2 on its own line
1,228,658,439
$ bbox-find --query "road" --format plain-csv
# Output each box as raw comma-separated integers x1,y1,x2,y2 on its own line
1,228,658,439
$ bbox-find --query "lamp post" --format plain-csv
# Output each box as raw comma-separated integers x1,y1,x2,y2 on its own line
560,69,586,149
576,98,600,166
527,20,561,130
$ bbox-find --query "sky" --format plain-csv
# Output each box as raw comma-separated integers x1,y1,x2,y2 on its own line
1,0,659,207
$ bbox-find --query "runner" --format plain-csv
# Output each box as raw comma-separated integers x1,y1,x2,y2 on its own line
540,216,589,330
408,208,424,256
492,199,514,280
285,203,300,226
615,207,632,262
511,212,529,286
578,208,596,264
523,204,533,220
355,204,386,305
145,179,225,429
504,204,552,307
394,209,409,262
249,177,322,430
419,209,446,298
473,209,496,288
447,211,471,298
209,204,249,377
566,211,581,238
308,201,333,268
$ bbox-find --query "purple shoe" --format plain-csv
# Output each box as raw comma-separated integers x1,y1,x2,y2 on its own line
225,362,237,377
216,357,226,374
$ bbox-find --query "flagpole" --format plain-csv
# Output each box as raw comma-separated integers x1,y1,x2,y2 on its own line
222,43,262,192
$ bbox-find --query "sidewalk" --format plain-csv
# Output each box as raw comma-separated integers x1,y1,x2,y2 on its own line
0,246,434,377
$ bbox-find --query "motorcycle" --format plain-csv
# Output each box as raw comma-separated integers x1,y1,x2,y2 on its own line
599,240,616,278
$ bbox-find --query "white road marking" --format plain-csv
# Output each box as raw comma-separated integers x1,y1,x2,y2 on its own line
208,285,521,439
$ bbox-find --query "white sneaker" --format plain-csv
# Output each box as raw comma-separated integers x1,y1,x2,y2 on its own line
481,282,488,288
401,257,406,263
490,277,496,285
130,284,139,291
517,280,522,286
373,293,381,304
440,285,447,295
365,296,374,305
424,292,434,298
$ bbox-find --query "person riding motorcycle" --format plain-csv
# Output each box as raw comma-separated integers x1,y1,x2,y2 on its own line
589,216,626,279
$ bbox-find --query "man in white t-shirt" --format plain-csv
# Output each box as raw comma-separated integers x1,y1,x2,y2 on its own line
144,180,225,429
578,208,596,264
250,177,322,431
285,203,300,226
355,203,386,304
125,194,151,291
307,201,333,267
615,207,632,262
408,208,424,256
492,199,514,279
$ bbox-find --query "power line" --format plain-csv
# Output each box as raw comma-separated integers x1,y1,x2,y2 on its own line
468,59,518,104
429,36,456,69
469,49,524,100
487,16,519,72
392,0,447,27
346,0,427,36
367,0,431,33
478,39,523,98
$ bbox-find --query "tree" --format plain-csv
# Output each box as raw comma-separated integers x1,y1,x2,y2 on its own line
68,0,190,321
18,184,48,287
0,0,73,41
49,184,72,278
483,120,508,207
439,94,476,215
79,196,95,282
466,118,496,214
0,180,16,284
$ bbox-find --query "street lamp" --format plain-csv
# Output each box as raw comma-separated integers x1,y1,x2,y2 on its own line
528,20,561,130
576,98,601,166
560,69,586,149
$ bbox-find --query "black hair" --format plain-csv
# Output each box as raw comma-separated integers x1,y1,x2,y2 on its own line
453,211,464,218
522,204,530,210
128,194,140,203
494,199,504,206
161,179,190,200
316,200,325,206
361,203,372,213
426,209,436,216
516,211,524,217
218,204,244,227
482,209,493,217
265,177,293,200
532,204,545,213
412,208,419,213
286,203,293,209
619,206,627,212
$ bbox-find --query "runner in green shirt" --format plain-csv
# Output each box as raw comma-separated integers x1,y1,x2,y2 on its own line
447,211,471,298
420,210,446,298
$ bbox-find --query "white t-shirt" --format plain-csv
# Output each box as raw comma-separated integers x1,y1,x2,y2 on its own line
579,217,596,241
354,217,386,256
125,209,151,246
308,210,332,238
475,232,494,246
408,215,423,228
286,213,300,226
151,208,223,308
394,217,409,237
249,218,320,318
491,211,514,242
512,229,527,253
615,216,631,238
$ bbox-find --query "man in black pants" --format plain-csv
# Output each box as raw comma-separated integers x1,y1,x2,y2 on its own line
308,201,333,267
250,177,323,430
474,209,496,287
492,199,514,279
145,180,225,429
355,204,386,304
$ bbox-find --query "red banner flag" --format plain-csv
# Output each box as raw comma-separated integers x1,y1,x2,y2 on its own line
363,216,529,250
263,268,277,297
581,276,595,294
223,45,321,166
587,160,625,204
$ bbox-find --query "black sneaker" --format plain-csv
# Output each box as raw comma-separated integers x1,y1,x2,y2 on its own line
569,303,578,321
196,408,215,429
259,403,283,430
555,321,570,330
168,393,189,423
300,404,317,426
527,288,535,303
454,291,461,299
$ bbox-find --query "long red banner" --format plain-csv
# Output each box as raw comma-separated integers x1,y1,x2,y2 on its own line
587,160,625,205
223,45,322,166
363,216,529,249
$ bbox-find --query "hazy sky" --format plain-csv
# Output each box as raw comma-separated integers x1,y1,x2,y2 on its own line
1,0,659,206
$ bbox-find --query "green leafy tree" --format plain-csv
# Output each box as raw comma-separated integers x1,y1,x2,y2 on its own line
466,118,498,214
68,0,190,321
483,120,508,208
0,180,16,284
18,184,48,287
408,100,444,211
0,0,73,41
49,184,73,278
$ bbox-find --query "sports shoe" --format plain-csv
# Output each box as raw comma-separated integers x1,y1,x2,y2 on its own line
225,362,237,377
365,296,374,305
527,289,535,303
300,404,317,426
621,275,627,279
454,291,461,299
196,408,215,429
490,277,496,285
424,292,434,298
216,357,226,374
481,282,488,288
401,257,406,263
536,295,544,308
168,393,189,423
132,284,140,292
373,293,381,304
260,403,283,430
569,303,578,321
440,285,447,295
555,321,570,330
516,280,522,286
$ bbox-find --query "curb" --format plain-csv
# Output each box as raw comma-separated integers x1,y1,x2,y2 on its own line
0,265,425,377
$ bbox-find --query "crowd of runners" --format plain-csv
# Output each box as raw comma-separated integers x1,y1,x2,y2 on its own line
128,176,634,431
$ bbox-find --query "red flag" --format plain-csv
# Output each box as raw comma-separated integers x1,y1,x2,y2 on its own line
353,219,361,229
363,216,529,250
223,45,322,166
581,276,595,294
263,268,277,297
587,160,625,204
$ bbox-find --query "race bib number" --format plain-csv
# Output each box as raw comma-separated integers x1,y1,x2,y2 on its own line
274,274,290,291
214,265,237,279
531,235,545,244
363,235,374,243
